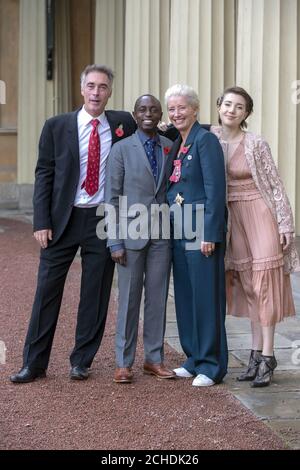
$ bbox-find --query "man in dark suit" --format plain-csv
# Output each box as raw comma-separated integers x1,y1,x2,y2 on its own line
10,64,136,383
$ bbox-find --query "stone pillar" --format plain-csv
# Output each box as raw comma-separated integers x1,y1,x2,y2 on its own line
17,0,53,185
123,0,170,112
297,8,300,234
94,0,125,110
54,0,72,114
236,0,298,223
277,0,298,214
168,0,235,124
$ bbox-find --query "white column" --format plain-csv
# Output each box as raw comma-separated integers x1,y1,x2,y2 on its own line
277,0,298,213
236,0,298,223
169,0,235,124
123,0,170,112
261,0,280,161
169,0,191,85
18,0,53,184
94,0,125,109
224,0,236,88
237,0,264,134
296,7,300,234
158,0,171,117
54,0,72,114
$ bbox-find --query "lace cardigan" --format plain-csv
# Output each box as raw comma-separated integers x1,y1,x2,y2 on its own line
211,126,300,274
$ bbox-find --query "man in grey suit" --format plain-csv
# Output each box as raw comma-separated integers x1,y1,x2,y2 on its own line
105,95,175,383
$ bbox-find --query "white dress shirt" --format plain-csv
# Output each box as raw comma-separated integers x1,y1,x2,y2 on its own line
74,106,112,206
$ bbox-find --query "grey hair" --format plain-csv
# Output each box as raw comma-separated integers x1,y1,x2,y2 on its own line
165,84,200,110
80,64,114,89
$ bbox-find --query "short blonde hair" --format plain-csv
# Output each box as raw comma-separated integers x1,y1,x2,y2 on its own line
165,84,199,111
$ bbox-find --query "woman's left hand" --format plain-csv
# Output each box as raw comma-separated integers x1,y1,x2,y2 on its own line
280,233,294,251
201,241,215,257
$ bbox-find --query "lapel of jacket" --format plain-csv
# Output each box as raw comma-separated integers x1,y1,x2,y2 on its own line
105,110,125,145
156,136,165,193
131,132,156,185
155,136,170,194
166,135,182,190
67,109,81,168
105,111,117,144
181,121,201,162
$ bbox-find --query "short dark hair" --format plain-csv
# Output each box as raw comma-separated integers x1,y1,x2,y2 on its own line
80,64,114,89
134,94,162,112
217,86,254,129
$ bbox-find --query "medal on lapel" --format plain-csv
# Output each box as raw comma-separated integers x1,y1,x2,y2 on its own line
169,144,191,183
174,193,184,206
169,159,182,183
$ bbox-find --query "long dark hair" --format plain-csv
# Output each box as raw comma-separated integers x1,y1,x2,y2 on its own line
217,86,254,129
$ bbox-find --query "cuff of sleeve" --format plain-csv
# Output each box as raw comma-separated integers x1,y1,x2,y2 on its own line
110,243,125,253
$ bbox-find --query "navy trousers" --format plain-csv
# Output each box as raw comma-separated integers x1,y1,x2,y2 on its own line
172,238,228,383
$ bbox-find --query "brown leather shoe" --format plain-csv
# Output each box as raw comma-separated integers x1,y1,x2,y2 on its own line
143,362,176,379
113,367,133,383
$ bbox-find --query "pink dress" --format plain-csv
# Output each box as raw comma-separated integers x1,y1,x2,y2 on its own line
226,139,295,326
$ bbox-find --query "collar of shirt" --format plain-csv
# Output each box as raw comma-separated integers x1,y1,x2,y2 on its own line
78,106,107,129
137,129,161,147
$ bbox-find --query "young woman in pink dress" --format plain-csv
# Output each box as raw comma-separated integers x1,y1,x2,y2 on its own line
211,86,299,387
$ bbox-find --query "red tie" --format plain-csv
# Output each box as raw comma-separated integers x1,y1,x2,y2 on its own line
82,118,100,196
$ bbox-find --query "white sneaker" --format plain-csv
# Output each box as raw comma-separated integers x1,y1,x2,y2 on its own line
192,374,215,387
173,367,194,378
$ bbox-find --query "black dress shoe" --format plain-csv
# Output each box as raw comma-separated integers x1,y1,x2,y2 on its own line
70,365,89,380
10,366,46,384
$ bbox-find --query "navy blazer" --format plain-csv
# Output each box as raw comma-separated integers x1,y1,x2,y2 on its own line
33,109,136,244
167,121,226,242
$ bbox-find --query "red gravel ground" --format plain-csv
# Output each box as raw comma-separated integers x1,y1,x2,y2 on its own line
0,218,287,451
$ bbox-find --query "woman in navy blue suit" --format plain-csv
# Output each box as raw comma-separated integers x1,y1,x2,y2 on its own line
165,84,228,386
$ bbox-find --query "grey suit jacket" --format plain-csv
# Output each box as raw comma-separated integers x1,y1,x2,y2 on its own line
105,131,173,250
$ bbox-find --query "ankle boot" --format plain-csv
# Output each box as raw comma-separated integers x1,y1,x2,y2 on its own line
236,349,262,381
251,354,277,388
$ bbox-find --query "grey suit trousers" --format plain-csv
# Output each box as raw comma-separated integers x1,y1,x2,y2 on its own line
115,239,171,367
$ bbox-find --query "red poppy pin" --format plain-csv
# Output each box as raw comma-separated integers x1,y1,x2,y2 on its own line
163,146,171,155
115,124,124,137
180,144,191,154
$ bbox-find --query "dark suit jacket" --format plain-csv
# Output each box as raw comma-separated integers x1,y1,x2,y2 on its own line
166,121,226,242
33,109,136,244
